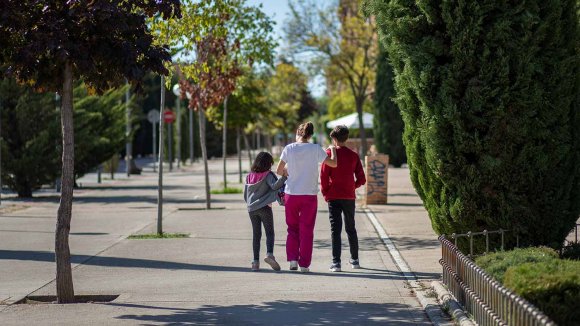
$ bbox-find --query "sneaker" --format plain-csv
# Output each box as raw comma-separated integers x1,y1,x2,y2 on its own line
264,256,281,271
251,260,259,271
329,263,341,272
289,260,298,271
300,267,310,273
350,259,360,269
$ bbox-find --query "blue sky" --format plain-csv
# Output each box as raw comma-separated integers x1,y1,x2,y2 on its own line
245,0,290,52
246,0,326,97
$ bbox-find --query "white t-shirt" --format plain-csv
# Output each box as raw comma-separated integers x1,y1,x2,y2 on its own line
280,142,329,195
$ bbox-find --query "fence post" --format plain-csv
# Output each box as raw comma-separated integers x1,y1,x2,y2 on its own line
468,231,473,259
484,230,489,254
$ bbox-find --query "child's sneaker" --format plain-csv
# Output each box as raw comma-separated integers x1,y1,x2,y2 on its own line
289,260,298,271
251,260,260,271
300,267,310,273
264,255,281,271
350,259,360,269
329,262,341,272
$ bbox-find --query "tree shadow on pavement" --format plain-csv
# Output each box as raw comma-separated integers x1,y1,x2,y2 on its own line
388,236,440,250
111,300,431,325
0,250,420,281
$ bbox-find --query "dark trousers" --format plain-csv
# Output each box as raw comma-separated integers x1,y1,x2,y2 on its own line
328,199,358,264
249,206,275,261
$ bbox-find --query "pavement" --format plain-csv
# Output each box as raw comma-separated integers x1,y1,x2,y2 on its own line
0,157,445,325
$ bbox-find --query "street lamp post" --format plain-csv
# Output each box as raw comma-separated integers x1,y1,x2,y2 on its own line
172,85,182,169
173,84,194,164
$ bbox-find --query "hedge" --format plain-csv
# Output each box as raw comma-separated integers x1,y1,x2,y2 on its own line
504,260,580,326
475,247,558,283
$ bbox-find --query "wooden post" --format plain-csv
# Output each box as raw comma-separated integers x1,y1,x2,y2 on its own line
364,154,389,205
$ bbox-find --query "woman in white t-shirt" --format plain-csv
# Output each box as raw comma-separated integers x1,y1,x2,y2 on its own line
276,121,337,272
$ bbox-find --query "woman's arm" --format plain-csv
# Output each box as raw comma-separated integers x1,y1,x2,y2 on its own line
267,173,287,190
276,160,286,176
322,146,337,167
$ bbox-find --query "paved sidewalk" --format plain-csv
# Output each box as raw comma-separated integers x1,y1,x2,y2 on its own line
368,168,442,281
0,159,435,325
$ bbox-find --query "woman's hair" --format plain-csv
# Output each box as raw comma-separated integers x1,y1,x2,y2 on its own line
330,125,349,143
297,121,314,139
251,152,274,173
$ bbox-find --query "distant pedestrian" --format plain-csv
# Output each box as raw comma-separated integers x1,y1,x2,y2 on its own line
276,121,337,272
243,152,287,271
321,125,366,272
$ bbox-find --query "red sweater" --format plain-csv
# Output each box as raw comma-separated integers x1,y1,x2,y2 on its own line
320,146,366,201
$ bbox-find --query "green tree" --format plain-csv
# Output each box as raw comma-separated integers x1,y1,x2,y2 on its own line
0,79,131,197
286,0,378,155
266,62,309,143
152,0,276,205
365,0,580,249
73,83,132,179
0,78,60,197
374,47,405,167
327,89,374,121
0,0,180,303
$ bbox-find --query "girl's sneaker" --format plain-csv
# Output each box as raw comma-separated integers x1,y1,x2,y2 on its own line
251,260,260,271
289,260,298,271
264,256,281,271
350,259,360,269
329,263,341,272
300,267,310,273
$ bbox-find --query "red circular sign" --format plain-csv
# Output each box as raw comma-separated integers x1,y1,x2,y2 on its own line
163,110,175,123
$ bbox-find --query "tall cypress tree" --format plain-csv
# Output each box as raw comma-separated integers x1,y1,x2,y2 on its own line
365,0,580,249
374,46,406,166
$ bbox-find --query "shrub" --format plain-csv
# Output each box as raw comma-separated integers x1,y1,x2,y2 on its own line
365,0,580,250
504,260,580,326
561,243,580,260
475,247,558,282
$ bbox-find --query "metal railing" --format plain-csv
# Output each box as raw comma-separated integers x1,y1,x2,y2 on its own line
450,229,509,259
439,235,555,326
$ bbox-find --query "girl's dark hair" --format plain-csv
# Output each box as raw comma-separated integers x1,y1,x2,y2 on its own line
297,121,314,139
251,152,274,173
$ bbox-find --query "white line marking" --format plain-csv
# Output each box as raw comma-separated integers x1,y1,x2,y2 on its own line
365,208,451,326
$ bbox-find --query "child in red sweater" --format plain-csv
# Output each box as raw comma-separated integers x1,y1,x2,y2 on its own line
320,125,366,272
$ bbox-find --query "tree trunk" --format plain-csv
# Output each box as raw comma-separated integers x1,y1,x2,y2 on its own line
222,96,228,190
157,76,166,236
243,132,253,167
237,127,242,184
199,108,211,209
55,61,75,303
189,108,194,163
356,98,368,157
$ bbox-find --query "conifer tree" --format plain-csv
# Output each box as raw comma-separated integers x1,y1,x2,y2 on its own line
365,0,580,248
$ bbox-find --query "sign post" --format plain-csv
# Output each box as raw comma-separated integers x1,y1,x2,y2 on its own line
163,110,175,172
365,154,389,205
148,110,160,172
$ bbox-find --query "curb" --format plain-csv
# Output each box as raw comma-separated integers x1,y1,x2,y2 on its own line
364,208,453,326
431,281,476,326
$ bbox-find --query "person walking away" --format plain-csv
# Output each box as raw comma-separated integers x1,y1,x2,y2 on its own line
320,125,366,272
276,121,337,272
244,152,287,271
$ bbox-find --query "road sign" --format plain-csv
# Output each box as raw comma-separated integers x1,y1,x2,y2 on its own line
163,110,176,124
147,110,160,123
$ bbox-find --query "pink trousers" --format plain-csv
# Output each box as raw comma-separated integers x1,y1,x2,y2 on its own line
285,194,318,268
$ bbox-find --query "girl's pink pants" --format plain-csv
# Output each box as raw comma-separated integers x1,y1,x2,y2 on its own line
284,194,318,268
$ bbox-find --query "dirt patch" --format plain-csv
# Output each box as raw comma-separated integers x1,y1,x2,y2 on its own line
16,295,119,304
